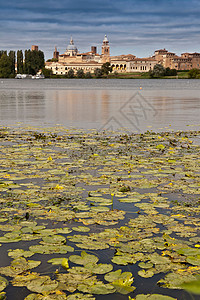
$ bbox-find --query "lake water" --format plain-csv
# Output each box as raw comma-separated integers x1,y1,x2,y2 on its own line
0,78,200,132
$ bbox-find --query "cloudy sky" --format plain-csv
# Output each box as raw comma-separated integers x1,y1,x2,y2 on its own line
0,0,200,59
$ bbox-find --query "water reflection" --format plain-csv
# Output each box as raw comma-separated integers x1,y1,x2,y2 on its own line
0,79,199,132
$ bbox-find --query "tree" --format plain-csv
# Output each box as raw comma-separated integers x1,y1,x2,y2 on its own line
85,71,92,78
101,62,112,75
0,53,13,78
24,49,45,75
188,68,200,79
149,64,166,78
68,69,74,78
76,69,84,78
94,68,102,78
9,51,16,75
165,67,177,76
17,50,23,74
41,67,52,78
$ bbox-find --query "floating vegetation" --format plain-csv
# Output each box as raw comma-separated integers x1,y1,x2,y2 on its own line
0,126,200,299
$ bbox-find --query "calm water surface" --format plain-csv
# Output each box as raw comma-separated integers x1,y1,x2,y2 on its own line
0,78,200,132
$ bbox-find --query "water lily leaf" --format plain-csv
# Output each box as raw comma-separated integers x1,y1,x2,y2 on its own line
12,272,40,287
138,269,154,278
26,276,58,293
47,258,66,265
177,248,200,256
8,249,34,259
186,255,200,266
181,277,200,295
42,235,66,245
138,262,154,269
25,293,68,299
90,206,109,212
0,292,6,300
135,294,177,299
69,251,99,266
111,275,135,295
72,226,90,232
0,276,8,292
85,262,113,274
29,244,74,254
78,282,115,295
105,270,133,282
66,294,95,300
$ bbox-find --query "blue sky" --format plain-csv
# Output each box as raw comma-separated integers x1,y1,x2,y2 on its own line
0,0,200,59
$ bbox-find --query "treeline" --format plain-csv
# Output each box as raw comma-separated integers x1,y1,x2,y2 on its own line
149,64,177,78
0,49,45,78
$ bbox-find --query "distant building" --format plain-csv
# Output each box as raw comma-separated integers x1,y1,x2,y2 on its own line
153,49,200,70
46,35,110,75
31,45,39,51
45,36,200,75
53,46,59,60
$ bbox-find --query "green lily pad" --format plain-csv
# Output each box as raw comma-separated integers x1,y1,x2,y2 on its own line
69,251,99,266
85,262,113,274
135,294,177,299
66,294,95,300
138,269,154,278
181,277,200,295
0,277,8,292
26,276,58,293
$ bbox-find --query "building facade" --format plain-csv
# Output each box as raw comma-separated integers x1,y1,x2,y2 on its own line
46,36,110,75
153,49,200,70
45,36,200,75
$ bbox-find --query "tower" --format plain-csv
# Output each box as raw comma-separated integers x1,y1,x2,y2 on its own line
101,35,110,63
53,46,59,60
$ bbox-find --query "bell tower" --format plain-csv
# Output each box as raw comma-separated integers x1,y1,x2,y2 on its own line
101,35,110,63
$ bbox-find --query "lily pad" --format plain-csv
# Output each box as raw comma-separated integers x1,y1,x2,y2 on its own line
69,251,99,266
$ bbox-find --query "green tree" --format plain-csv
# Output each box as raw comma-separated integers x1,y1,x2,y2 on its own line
101,62,112,75
9,51,16,75
17,50,23,74
68,69,74,78
76,69,85,78
0,51,7,59
94,68,102,78
149,64,166,78
0,53,13,78
85,71,92,78
188,68,200,79
165,67,177,76
24,49,45,75
41,67,52,78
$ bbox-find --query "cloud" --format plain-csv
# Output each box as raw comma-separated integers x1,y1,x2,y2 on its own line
0,0,200,58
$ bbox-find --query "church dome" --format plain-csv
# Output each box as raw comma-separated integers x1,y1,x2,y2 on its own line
67,37,77,51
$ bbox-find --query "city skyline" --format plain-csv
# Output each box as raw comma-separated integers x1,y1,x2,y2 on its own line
0,0,200,59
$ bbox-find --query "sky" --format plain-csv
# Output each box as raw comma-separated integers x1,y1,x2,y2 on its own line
0,0,200,59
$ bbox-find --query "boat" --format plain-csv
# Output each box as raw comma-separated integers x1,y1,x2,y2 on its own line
15,74,32,79
32,74,45,79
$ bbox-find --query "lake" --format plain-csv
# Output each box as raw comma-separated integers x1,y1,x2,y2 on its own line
0,78,200,132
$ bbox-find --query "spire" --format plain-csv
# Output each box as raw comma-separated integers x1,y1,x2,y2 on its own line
70,36,74,45
103,35,108,42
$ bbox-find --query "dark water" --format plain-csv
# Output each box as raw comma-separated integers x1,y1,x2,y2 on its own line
0,78,200,132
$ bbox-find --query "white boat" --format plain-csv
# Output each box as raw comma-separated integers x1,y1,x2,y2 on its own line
15,74,32,79
32,74,45,79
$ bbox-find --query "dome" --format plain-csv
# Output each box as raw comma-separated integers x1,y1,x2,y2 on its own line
66,37,77,51
67,44,77,51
